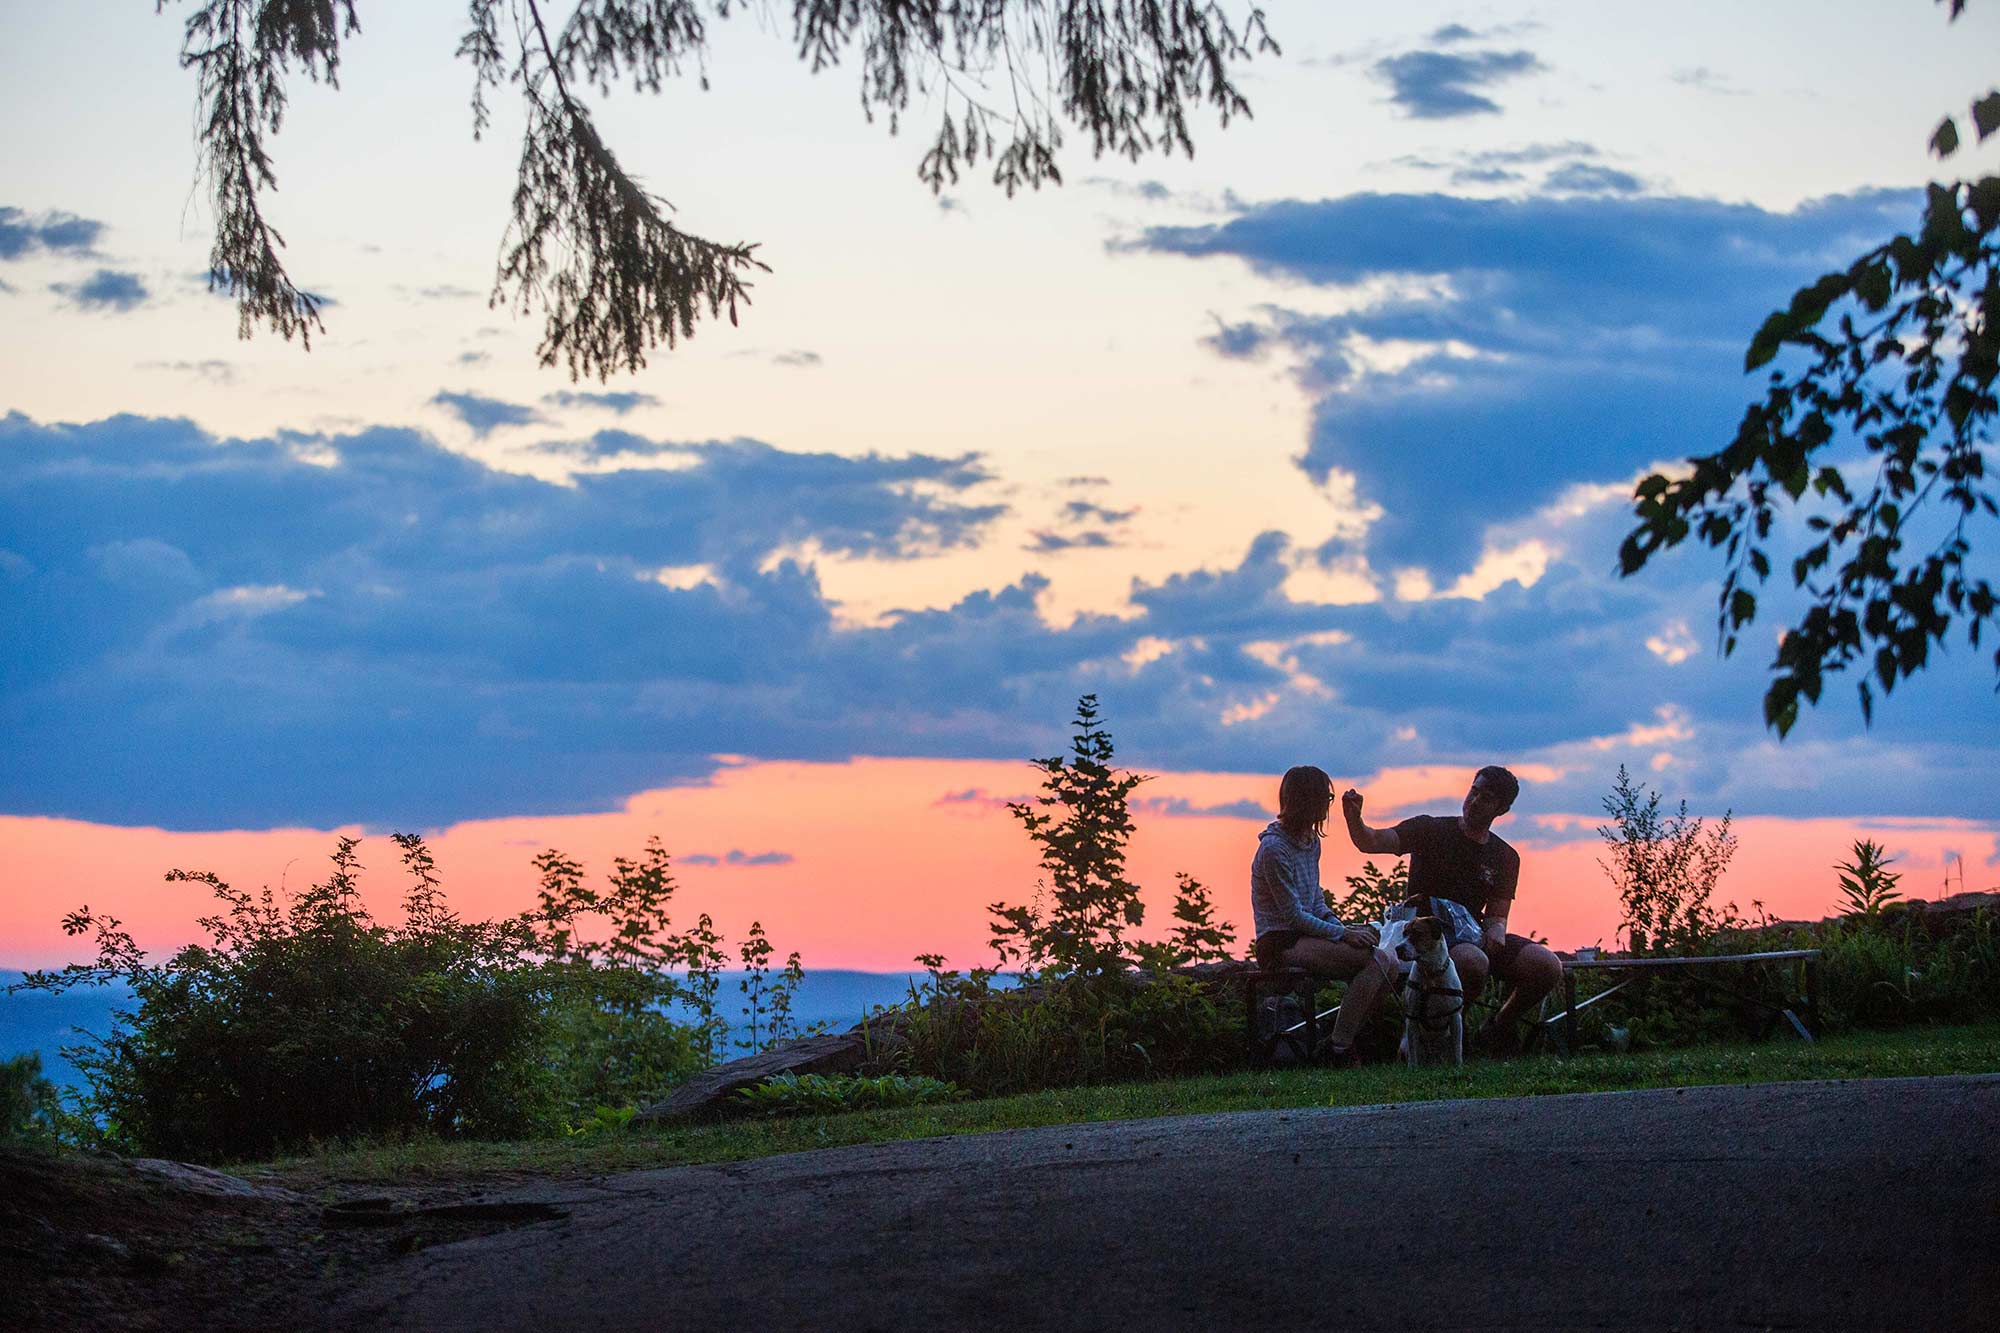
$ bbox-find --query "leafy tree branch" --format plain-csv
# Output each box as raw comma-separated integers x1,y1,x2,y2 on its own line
1620,0,1997,732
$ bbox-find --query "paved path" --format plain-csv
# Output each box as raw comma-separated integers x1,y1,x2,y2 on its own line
332,1075,1999,1330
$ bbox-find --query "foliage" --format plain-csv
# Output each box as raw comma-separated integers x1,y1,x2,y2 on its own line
160,1,1278,379
2,1053,62,1149
1330,859,1409,925
1620,0,1997,732
526,837,722,1120
1597,766,1740,956
892,967,1237,1099
1758,906,2000,1032
14,833,803,1160
18,836,556,1159
992,695,1151,976
735,920,812,1054
734,1072,961,1116
1135,873,1238,971
1835,839,1905,921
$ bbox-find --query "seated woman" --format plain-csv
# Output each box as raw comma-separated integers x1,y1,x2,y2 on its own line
1250,764,1400,1066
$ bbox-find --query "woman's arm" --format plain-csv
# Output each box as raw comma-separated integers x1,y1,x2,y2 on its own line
1340,788,1401,856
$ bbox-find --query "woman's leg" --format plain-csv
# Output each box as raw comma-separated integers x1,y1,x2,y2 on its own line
1284,937,1399,1051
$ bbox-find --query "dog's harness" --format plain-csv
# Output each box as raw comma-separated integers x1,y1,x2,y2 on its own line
1408,975,1464,1033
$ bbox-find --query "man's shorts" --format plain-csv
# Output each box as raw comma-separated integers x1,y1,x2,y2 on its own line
1483,932,1541,978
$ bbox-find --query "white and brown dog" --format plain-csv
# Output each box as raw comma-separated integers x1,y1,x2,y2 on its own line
1400,915,1465,1067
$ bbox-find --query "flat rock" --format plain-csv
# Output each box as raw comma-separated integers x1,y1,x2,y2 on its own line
632,1030,874,1124
128,1158,303,1202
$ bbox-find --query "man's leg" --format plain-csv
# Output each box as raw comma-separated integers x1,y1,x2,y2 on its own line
1450,943,1490,999
1487,935,1563,1035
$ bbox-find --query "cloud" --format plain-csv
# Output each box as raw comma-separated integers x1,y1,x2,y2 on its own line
1373,49,1544,119
1027,530,1116,553
682,849,795,867
0,411,1022,828
51,269,149,313
139,360,235,384
543,390,661,415
430,390,544,437
1135,187,1917,572
1544,163,1644,194
0,207,104,260
1134,795,1268,820
772,350,822,368
1673,67,1746,96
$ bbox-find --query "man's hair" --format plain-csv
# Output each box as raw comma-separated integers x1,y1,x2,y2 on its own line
1277,765,1333,837
1476,764,1521,810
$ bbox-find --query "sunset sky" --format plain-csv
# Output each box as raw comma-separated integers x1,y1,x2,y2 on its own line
3,1,1995,972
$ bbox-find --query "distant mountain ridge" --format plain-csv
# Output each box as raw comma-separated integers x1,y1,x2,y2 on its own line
1,969,935,1094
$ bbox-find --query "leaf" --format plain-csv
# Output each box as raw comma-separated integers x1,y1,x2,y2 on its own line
1931,116,1961,158
1974,91,2000,142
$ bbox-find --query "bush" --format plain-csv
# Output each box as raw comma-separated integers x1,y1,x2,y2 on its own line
2,1053,62,1149
16,832,803,1160
734,1072,961,1116
892,966,1238,1098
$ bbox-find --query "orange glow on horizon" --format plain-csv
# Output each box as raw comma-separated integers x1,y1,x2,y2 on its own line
2,757,1993,972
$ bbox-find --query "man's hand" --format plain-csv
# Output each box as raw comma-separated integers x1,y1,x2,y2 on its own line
1481,920,1507,953
1343,922,1380,948
1341,788,1364,823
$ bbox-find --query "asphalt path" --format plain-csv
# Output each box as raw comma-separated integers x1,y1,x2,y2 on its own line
330,1075,1999,1330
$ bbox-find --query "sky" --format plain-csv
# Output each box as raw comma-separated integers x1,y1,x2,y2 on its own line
2,0,1996,972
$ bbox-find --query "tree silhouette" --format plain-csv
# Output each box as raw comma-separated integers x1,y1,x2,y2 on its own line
1621,0,1996,732
162,0,1278,380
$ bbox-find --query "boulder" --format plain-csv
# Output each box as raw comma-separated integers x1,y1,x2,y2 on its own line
633,1030,879,1125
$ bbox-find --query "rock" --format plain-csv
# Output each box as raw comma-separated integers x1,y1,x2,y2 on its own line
128,1158,302,1202
632,1031,876,1125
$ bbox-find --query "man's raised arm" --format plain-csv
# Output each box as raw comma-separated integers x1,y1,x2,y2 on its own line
1341,789,1401,855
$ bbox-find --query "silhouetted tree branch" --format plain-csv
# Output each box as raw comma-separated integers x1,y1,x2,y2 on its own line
161,0,1278,379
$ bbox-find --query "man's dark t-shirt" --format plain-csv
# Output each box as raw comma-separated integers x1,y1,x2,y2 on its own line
1394,814,1520,920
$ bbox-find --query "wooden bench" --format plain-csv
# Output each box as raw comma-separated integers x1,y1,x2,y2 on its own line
1540,949,1824,1054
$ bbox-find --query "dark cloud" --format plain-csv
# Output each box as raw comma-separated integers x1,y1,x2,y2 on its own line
0,412,1017,828
1135,795,1268,820
1544,162,1644,195
1429,24,1478,44
682,850,795,867
1136,188,1917,571
543,390,660,415
51,269,149,313
1373,49,1543,119
1026,530,1116,553
3,376,1991,832
1450,166,1523,186
1205,318,1273,358
430,390,543,437
0,207,104,260
1063,501,1136,525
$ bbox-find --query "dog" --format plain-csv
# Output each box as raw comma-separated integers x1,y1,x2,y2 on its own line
1400,915,1465,1067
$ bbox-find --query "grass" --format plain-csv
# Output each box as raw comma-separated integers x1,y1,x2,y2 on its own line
261,1019,2000,1191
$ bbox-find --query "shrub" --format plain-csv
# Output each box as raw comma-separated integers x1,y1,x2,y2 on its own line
2,1053,62,1149
734,1072,961,1116
1330,859,1408,925
1598,765,1740,956
16,833,808,1160
893,967,1237,1098
1834,840,1903,921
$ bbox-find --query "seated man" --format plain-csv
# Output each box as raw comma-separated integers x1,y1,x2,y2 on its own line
1339,766,1563,1054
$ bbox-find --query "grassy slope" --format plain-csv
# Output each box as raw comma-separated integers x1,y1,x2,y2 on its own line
265,1021,2000,1190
